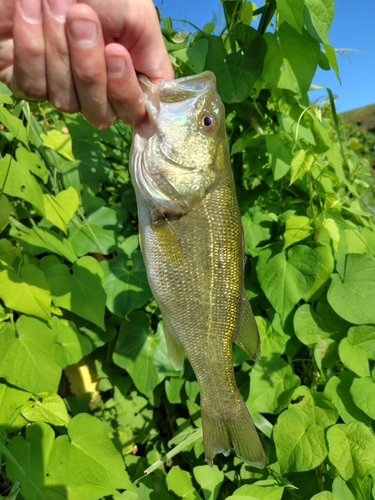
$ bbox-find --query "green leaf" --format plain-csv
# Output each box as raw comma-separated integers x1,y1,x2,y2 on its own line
0,382,30,431
262,24,320,95
289,151,315,185
347,324,375,359
339,338,370,377
43,187,79,234
294,303,332,346
277,0,305,33
113,313,177,395
193,465,223,500
242,210,273,253
15,148,48,183
233,480,284,499
274,408,327,473
265,134,292,180
332,477,356,500
248,355,300,414
304,0,334,45
41,129,75,161
10,219,77,263
0,107,29,147
324,372,372,426
48,413,132,497
0,316,62,394
68,206,122,256
52,317,92,368
172,38,208,73
303,246,334,301
0,265,51,321
44,256,106,330
199,28,266,103
283,215,313,249
257,245,319,322
165,378,185,404
0,194,15,230
327,423,375,480
166,466,201,500
21,393,70,427
311,493,339,500
6,422,55,500
101,251,152,318
257,316,286,356
350,376,375,420
0,155,45,215
289,386,338,428
327,253,375,324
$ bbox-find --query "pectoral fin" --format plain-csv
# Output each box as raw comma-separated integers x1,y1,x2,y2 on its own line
163,320,185,371
234,295,261,362
152,218,183,266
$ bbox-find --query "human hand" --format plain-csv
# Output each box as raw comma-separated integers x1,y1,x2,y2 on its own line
0,0,173,128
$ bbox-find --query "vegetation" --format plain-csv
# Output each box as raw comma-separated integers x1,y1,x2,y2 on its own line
1,0,375,499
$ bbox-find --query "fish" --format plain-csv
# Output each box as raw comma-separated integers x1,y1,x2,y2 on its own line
130,71,265,468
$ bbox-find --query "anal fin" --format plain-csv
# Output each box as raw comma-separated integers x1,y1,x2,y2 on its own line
163,320,185,371
234,294,261,362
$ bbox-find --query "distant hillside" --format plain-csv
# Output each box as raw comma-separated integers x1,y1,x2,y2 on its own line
340,103,375,134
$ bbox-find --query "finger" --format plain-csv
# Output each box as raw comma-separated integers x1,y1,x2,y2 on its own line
66,4,116,129
105,43,145,124
0,1,15,88
12,0,47,100
113,0,174,83
0,39,14,89
43,0,80,113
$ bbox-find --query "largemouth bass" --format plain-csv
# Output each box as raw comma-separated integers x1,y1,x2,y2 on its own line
130,71,265,468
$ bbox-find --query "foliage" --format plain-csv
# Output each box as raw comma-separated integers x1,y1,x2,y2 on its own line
1,0,375,499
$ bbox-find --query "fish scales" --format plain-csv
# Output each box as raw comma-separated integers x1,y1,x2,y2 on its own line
131,71,265,468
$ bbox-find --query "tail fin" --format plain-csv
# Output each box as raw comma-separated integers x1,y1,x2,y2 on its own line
201,400,265,468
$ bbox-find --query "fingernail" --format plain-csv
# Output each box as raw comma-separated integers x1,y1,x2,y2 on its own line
69,19,98,45
107,56,126,76
20,0,42,22
47,0,71,19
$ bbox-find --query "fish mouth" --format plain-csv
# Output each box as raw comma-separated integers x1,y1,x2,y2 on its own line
134,71,218,143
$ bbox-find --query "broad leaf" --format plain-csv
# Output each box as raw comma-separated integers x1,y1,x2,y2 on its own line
44,256,106,330
0,316,61,394
274,408,327,473
48,413,132,497
21,394,70,427
10,220,77,263
113,312,177,395
327,253,375,324
0,265,51,321
233,480,284,499
248,355,300,414
0,155,45,215
68,206,122,256
193,465,224,500
167,466,201,500
350,376,375,420
283,215,313,249
43,187,79,233
262,24,320,95
101,251,152,318
6,422,55,500
0,382,30,431
41,129,75,161
327,423,375,480
277,0,304,33
257,245,319,322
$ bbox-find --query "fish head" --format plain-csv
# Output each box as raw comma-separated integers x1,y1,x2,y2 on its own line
131,71,229,214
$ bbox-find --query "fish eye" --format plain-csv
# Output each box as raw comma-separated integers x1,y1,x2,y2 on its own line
201,113,216,132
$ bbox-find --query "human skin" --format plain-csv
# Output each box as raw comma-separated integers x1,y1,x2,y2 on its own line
0,0,174,128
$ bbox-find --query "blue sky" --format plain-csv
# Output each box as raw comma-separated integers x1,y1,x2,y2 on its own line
154,0,375,112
